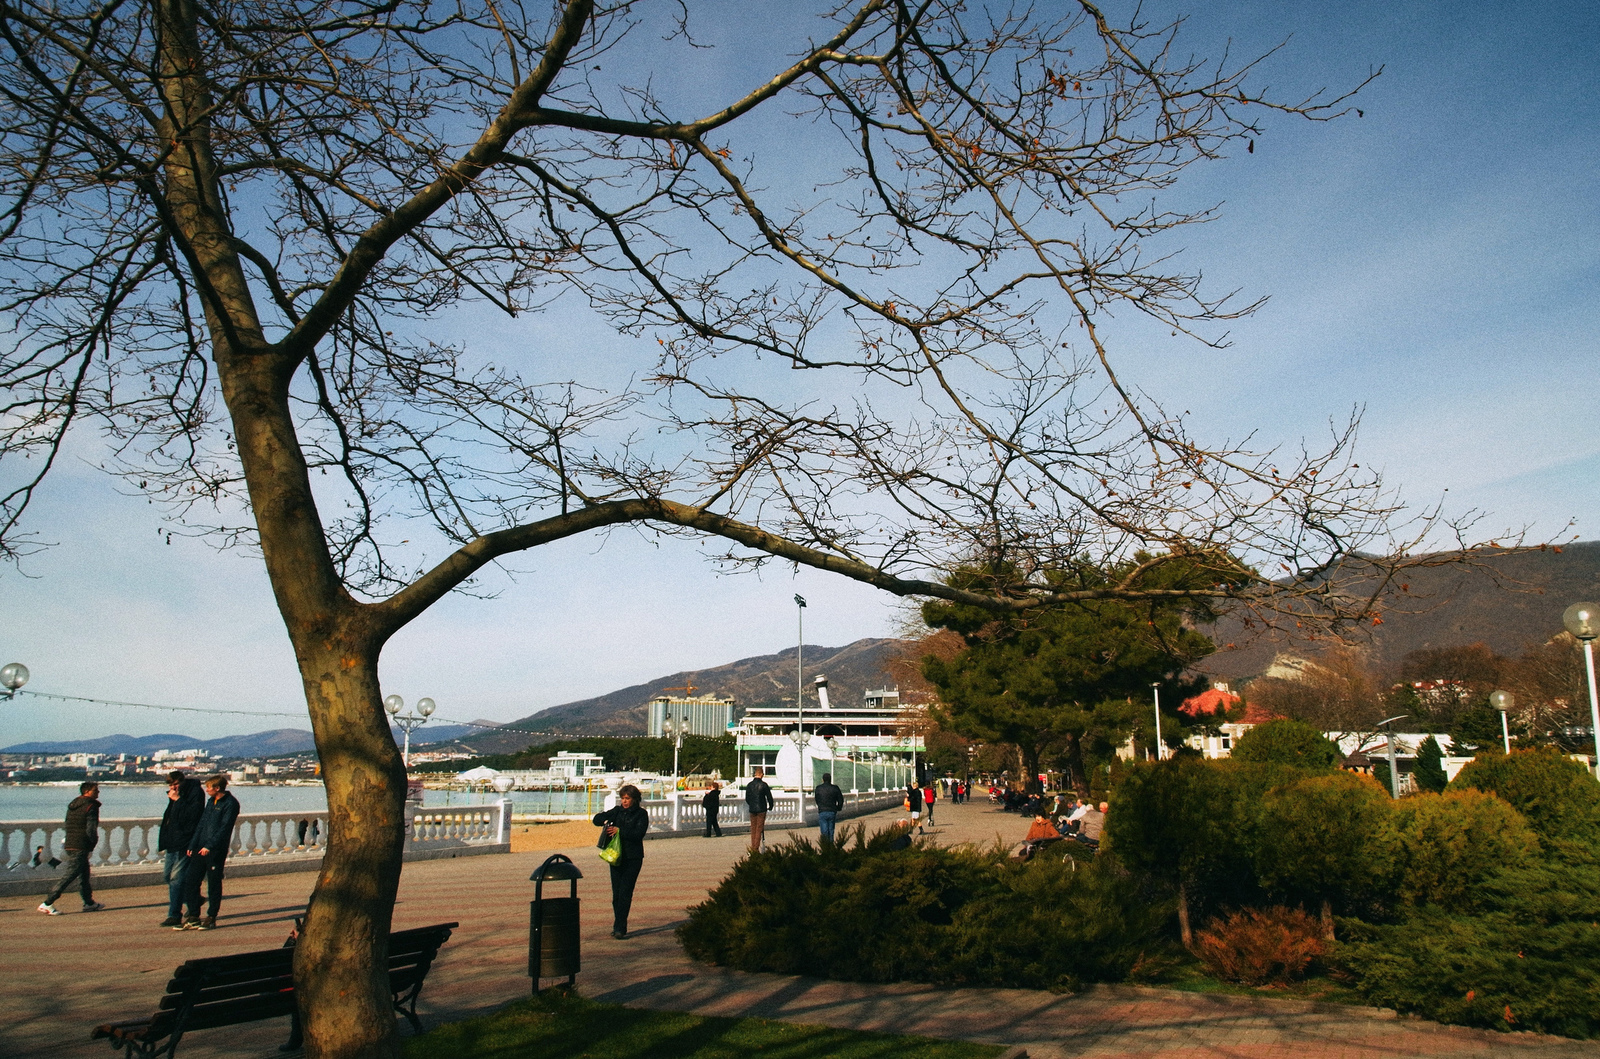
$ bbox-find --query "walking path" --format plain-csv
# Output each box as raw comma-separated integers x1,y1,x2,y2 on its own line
4,798,1593,1058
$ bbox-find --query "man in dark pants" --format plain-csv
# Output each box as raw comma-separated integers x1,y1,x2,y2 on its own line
39,780,106,915
701,781,723,837
745,767,775,852
813,772,844,845
158,770,204,927
178,774,240,930
592,784,650,938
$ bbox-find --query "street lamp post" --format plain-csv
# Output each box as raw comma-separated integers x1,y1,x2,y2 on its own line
1377,714,1408,799
824,735,837,787
663,713,685,783
1562,602,1600,779
0,662,28,701
385,694,435,769
1489,690,1515,754
1151,683,1163,761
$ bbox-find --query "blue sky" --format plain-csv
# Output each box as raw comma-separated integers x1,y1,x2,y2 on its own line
1,0,1596,745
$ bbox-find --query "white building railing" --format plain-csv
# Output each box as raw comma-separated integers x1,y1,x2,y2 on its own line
1,801,511,881
637,787,903,834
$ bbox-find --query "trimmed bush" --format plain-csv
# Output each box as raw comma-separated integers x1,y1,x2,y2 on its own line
1252,771,1396,936
1230,719,1340,769
1391,789,1538,908
678,825,1173,990
1451,747,1600,843
1194,907,1324,986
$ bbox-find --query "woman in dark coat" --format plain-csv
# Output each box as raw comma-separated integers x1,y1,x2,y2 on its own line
593,784,651,939
701,782,722,838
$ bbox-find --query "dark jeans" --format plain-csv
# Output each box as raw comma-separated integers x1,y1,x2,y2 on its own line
46,849,93,906
608,857,643,934
183,852,226,919
817,810,838,845
704,808,721,837
162,849,188,918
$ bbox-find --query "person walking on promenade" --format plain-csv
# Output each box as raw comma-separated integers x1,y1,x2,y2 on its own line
39,780,106,915
745,767,775,851
178,775,240,930
157,771,204,927
905,782,924,834
592,784,650,938
921,779,937,827
813,772,844,845
702,782,723,838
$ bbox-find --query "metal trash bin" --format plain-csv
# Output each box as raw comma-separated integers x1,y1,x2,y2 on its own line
529,853,583,992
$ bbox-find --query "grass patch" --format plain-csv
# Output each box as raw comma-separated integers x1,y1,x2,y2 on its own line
1161,965,1368,1005
404,992,1005,1059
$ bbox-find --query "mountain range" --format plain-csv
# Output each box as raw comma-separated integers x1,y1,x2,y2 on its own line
10,542,1600,756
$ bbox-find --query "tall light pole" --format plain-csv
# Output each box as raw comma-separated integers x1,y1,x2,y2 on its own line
1377,714,1408,799
384,694,435,768
1151,682,1163,761
792,594,809,787
663,713,685,784
1562,602,1600,779
1489,690,1514,754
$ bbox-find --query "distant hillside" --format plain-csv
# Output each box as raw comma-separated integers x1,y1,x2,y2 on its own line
4,723,482,758
1200,541,1600,680
441,638,911,753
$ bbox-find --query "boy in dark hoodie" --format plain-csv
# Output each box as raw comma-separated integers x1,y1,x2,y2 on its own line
39,780,106,914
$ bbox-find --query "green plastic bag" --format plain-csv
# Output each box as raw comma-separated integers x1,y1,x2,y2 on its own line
598,828,622,864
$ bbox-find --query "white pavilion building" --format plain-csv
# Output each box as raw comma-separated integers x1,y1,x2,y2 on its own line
731,677,920,791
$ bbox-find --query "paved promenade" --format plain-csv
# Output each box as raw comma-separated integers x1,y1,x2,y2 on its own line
4,799,1594,1059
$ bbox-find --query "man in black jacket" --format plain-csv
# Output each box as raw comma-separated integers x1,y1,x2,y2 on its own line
178,775,241,930
701,782,723,837
813,773,845,845
39,780,106,915
158,771,205,927
745,767,775,852
592,784,651,938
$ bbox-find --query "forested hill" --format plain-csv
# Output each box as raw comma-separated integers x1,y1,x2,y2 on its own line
444,638,910,753
1200,541,1600,680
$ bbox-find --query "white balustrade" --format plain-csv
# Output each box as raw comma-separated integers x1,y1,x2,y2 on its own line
2,800,509,878
635,788,903,834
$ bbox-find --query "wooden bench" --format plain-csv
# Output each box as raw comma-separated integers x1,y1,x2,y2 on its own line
91,922,458,1058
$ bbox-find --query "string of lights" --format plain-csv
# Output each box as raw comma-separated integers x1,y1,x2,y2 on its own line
10,688,563,739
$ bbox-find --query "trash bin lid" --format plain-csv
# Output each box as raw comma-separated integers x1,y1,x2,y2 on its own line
530,852,584,882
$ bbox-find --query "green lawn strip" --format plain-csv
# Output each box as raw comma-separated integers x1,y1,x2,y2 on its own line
404,993,1006,1059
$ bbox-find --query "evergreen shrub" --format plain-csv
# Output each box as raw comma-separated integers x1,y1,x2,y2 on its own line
1451,748,1600,843
678,825,1173,990
1229,719,1341,769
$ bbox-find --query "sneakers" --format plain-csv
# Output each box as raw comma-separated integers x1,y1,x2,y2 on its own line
82,901,106,912
196,917,216,930
159,916,183,927
37,902,60,916
175,916,200,931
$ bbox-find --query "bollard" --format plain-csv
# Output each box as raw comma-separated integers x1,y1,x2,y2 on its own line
529,853,583,993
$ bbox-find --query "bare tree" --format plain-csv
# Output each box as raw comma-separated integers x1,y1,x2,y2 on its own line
0,1,1443,1055
1243,646,1391,748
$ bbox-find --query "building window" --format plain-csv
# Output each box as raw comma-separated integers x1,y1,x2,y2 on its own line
745,751,778,776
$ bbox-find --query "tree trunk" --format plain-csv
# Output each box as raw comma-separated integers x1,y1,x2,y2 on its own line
1320,897,1336,941
1065,734,1090,799
292,642,407,1059
1178,879,1194,950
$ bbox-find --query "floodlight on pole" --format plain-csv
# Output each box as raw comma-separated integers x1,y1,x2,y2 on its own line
1489,690,1514,754
1562,602,1600,780
1377,714,1408,799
